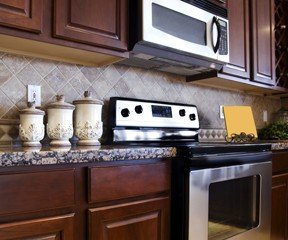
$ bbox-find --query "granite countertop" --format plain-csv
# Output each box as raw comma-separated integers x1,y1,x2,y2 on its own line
1,141,288,168
0,145,177,167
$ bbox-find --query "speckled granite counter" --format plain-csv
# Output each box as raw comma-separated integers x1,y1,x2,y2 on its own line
0,146,177,167
270,141,288,151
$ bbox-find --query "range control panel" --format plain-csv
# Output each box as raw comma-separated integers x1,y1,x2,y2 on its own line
114,98,200,129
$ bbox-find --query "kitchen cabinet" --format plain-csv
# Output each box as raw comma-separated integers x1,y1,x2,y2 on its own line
0,0,44,33
87,163,170,240
0,214,75,240
222,0,275,85
89,197,169,240
0,0,128,65
0,159,171,240
54,0,128,52
271,152,288,240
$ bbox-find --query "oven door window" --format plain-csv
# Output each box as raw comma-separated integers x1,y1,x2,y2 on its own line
152,3,206,46
208,175,260,240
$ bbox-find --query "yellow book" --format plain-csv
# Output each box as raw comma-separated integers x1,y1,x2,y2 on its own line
223,106,258,138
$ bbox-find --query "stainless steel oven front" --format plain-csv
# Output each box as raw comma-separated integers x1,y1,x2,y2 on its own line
171,150,272,240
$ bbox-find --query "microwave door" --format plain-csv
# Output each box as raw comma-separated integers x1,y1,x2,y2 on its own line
143,0,218,60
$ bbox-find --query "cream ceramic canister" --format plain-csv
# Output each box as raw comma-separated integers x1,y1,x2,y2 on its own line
46,95,75,146
19,102,45,147
73,91,104,146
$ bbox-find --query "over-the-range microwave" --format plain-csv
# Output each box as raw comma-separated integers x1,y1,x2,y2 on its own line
119,0,230,76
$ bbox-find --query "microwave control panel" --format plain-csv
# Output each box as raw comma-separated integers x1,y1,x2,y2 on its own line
219,19,228,55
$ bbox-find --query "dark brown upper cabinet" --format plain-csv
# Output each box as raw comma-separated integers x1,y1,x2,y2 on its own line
0,0,44,33
250,0,275,85
54,0,128,52
222,0,250,79
222,0,276,86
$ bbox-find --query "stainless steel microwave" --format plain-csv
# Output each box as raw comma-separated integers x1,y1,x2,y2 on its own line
143,0,229,62
119,0,230,76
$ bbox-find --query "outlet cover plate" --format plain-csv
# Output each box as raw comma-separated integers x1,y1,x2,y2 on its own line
27,85,41,106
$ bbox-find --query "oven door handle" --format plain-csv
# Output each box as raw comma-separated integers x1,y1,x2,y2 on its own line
211,16,221,53
189,152,272,168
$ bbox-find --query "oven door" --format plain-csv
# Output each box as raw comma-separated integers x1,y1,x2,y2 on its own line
188,155,271,240
142,0,229,62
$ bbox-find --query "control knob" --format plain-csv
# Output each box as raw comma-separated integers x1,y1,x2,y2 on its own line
179,109,186,117
121,108,130,117
135,105,143,114
189,113,196,121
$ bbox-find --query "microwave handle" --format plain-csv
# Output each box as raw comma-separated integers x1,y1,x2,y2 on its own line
212,16,221,53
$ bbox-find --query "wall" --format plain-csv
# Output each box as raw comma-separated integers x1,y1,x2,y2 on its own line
0,52,281,133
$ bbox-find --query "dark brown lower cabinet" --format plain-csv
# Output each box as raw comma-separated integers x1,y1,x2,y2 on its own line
0,214,74,240
271,152,288,240
0,159,171,240
271,173,288,240
89,197,170,240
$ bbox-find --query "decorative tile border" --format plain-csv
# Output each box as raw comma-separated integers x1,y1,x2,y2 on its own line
0,119,20,147
199,128,227,142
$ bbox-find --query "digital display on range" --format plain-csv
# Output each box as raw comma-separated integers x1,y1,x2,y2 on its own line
152,105,172,118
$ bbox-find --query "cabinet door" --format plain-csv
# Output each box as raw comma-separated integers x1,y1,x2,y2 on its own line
54,0,128,51
0,214,74,240
251,0,276,85
271,173,288,240
0,0,43,33
222,0,250,78
89,197,170,240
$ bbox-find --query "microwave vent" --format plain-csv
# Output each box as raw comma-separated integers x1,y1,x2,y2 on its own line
184,0,227,18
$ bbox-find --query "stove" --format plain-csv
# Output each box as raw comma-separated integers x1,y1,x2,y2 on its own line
107,97,272,240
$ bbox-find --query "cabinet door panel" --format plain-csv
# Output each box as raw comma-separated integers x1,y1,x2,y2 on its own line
0,169,75,215
0,0,43,33
54,0,128,51
89,197,170,240
0,214,74,240
89,162,170,203
251,0,275,85
271,174,288,240
222,0,250,78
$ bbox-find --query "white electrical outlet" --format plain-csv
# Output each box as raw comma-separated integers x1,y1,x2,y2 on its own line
220,105,225,119
263,110,268,122
27,85,41,106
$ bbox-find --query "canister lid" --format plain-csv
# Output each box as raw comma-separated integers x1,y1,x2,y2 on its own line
19,102,45,115
73,91,104,105
46,95,75,110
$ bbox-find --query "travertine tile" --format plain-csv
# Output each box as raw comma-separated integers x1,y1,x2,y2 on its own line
103,65,121,86
44,68,68,92
57,62,80,79
57,83,79,103
81,66,102,83
2,54,28,74
0,90,14,118
92,75,113,99
0,62,12,86
17,64,42,85
31,58,56,78
0,51,282,131
3,106,19,119
1,76,26,103
69,72,91,95
114,78,130,97
39,80,56,104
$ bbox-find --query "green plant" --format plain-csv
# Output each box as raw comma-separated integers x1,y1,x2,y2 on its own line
259,121,288,140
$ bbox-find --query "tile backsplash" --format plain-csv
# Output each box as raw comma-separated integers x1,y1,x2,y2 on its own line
0,52,281,136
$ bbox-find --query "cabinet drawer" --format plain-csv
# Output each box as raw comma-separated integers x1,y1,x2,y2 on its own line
272,152,288,174
0,169,75,215
88,162,170,203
